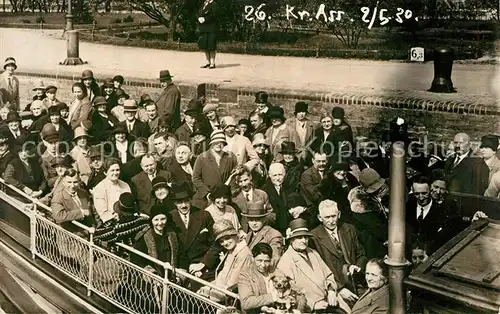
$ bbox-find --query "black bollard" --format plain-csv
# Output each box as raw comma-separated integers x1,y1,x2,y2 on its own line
428,47,456,93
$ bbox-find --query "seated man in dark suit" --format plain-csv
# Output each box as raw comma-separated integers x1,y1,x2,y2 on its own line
168,182,219,291
311,200,367,306
161,144,195,193
444,132,489,196
407,175,462,254
130,154,171,215
118,100,150,139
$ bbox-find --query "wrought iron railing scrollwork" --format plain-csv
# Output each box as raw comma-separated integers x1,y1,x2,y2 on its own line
0,178,239,314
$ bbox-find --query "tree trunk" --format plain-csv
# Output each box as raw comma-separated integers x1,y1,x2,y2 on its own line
104,0,110,12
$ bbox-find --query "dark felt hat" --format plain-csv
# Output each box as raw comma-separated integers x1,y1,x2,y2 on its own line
152,176,171,192
255,91,268,104
81,69,94,80
102,79,114,88
268,106,285,121
0,130,11,145
185,98,203,116
280,141,297,154
45,85,57,93
208,184,231,201
89,145,104,158
331,107,345,119
190,122,209,138
139,94,152,107
113,75,124,84
480,135,499,151
40,123,59,143
111,125,128,136
159,70,173,82
93,96,108,107
331,162,350,172
359,168,385,194
169,182,194,201
113,192,137,215
57,102,69,111
47,105,61,116
6,111,21,123
241,201,269,218
294,101,308,114
150,203,171,221
286,218,312,239
50,155,74,168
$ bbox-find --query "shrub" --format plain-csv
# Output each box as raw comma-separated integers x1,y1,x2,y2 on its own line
112,18,122,23
21,19,31,24
123,15,134,23
35,16,45,24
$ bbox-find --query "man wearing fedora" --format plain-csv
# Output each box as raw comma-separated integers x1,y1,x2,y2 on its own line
286,102,316,160
87,145,106,190
175,102,198,145
277,218,351,313
118,99,150,140
155,70,181,132
0,57,20,111
130,154,172,215
347,168,389,259
192,129,238,209
168,182,220,289
243,201,283,268
39,123,62,188
220,116,259,170
2,111,27,141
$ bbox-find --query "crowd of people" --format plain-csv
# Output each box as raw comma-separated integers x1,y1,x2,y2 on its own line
0,56,495,314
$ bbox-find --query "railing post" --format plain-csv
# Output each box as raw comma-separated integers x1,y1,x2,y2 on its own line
87,228,95,297
30,203,37,259
161,263,170,314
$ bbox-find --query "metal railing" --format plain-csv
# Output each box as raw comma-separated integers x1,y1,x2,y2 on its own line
0,178,239,314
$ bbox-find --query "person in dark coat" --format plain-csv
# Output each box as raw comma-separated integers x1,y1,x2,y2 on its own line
197,0,219,69
155,70,181,132
90,96,120,144
105,125,134,165
251,134,271,189
0,130,15,177
249,110,269,139
280,141,304,194
330,107,354,163
319,162,359,224
161,144,196,193
118,100,150,140
100,78,118,113
150,176,176,212
80,69,101,104
87,145,106,191
4,138,47,198
175,106,196,145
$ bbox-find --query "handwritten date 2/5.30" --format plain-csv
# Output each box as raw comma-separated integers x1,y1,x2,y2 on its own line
244,4,417,27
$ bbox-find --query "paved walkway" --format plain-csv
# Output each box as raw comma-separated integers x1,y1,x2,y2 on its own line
0,28,498,104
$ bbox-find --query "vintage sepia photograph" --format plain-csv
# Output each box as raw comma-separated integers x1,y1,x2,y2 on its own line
0,0,498,312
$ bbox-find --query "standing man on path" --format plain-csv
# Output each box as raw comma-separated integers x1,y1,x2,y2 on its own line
155,70,181,133
0,57,20,111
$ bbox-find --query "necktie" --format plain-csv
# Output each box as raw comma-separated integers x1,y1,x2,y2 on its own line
72,193,82,208
418,207,424,222
128,123,132,132
276,185,280,195
245,192,250,201
181,214,189,228
453,156,460,167
8,77,13,93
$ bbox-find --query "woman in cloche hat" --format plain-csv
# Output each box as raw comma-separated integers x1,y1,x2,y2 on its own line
90,96,120,143
80,69,101,103
133,203,179,277
70,126,93,185
205,183,245,238
197,219,253,302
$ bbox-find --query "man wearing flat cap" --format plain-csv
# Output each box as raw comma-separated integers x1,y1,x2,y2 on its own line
43,85,59,109
0,57,20,110
155,70,181,132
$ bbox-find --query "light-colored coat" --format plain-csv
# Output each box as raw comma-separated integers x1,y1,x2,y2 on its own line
224,134,259,170
277,247,339,310
265,124,301,161
69,98,92,129
214,240,253,290
285,117,316,159
0,72,19,110
70,146,92,185
351,285,389,314
92,178,131,223
245,225,283,266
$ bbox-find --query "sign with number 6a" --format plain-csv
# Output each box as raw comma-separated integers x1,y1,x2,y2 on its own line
410,47,425,62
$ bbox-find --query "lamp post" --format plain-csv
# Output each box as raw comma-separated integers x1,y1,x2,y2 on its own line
60,0,87,65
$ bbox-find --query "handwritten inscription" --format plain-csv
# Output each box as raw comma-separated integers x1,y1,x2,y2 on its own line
243,3,418,28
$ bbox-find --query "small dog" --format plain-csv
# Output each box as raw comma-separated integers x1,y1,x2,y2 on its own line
261,271,307,314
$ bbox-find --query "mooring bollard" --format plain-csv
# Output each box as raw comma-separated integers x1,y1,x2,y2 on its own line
428,47,456,93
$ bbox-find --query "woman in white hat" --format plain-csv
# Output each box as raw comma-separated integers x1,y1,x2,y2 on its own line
70,126,93,185
0,57,19,110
